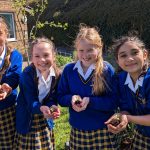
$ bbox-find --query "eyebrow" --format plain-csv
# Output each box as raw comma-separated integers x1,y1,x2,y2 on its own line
118,51,126,55
130,48,139,51
118,48,139,54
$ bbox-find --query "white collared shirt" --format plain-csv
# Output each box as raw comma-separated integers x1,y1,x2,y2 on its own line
73,60,95,80
124,73,144,93
36,67,55,103
0,44,6,68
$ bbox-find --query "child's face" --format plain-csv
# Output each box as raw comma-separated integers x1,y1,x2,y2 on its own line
77,39,99,68
32,42,54,73
0,23,7,46
117,41,147,78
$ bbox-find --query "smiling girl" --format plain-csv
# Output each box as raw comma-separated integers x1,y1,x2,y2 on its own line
57,25,118,149
106,35,150,149
14,37,60,150
0,16,22,149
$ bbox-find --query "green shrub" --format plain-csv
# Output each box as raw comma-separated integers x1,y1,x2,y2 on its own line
56,55,73,67
103,51,117,68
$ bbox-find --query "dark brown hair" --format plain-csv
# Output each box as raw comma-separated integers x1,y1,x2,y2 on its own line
111,35,149,73
30,37,60,78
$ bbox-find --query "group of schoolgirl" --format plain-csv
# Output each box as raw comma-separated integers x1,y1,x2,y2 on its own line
1,14,150,150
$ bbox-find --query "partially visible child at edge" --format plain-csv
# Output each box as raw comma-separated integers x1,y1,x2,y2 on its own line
0,16,22,149
57,25,119,149
105,35,150,149
14,37,60,149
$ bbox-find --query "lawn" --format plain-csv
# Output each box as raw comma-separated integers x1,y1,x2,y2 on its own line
54,107,70,150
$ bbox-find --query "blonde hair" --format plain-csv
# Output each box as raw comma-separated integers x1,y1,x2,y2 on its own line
0,16,11,51
74,24,106,95
30,37,60,78
0,16,9,35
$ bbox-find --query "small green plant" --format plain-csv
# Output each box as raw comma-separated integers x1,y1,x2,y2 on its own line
117,123,134,150
56,55,73,67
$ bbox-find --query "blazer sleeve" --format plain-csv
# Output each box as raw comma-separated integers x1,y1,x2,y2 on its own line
57,66,73,107
19,71,42,114
2,50,23,89
143,75,150,113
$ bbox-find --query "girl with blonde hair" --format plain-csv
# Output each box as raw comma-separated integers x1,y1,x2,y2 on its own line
0,16,22,149
58,24,118,149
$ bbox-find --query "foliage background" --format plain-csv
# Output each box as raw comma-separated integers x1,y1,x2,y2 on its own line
27,0,150,50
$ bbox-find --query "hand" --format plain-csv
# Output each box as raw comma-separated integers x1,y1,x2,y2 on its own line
50,105,61,119
40,106,52,119
1,83,12,94
71,95,89,112
105,113,128,134
0,83,12,100
72,95,83,112
72,95,82,105
80,97,90,111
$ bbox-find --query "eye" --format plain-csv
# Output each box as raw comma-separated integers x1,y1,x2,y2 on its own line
130,48,139,55
79,49,84,52
132,51,139,56
44,54,49,57
34,55,39,58
119,54,127,58
88,49,93,53
44,53,51,57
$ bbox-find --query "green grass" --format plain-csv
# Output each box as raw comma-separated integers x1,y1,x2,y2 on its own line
54,107,70,150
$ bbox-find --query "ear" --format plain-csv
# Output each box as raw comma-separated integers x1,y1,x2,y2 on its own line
143,50,148,61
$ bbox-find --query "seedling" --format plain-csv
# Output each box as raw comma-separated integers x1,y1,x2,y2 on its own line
110,113,121,126
49,107,57,113
74,95,82,107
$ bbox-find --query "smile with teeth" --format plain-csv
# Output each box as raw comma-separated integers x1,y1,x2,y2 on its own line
39,63,47,67
126,63,137,67
83,58,90,61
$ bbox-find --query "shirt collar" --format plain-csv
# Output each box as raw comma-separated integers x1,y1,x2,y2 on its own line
73,60,95,71
73,60,95,80
0,44,6,61
36,66,55,79
124,73,144,93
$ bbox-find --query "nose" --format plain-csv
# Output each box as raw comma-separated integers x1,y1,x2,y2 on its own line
0,29,4,35
0,27,3,32
83,52,90,58
126,55,134,61
40,57,45,62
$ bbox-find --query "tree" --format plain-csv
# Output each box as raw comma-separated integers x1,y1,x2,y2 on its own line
12,0,68,64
